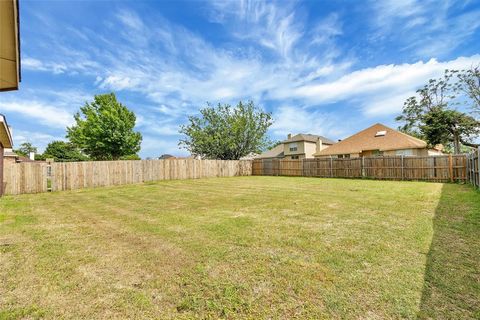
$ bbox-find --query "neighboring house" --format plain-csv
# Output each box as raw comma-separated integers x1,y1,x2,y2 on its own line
240,152,259,160
0,114,14,196
256,133,335,160
3,148,18,165
159,154,175,160
3,148,38,164
314,123,443,158
255,144,284,160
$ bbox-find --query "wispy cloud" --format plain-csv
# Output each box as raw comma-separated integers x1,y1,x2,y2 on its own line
1,101,73,128
271,105,348,139
116,9,144,30
12,130,64,152
370,0,480,57
292,55,480,112
208,0,303,59
9,0,480,157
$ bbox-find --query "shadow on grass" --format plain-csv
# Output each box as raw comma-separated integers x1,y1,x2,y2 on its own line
417,184,480,319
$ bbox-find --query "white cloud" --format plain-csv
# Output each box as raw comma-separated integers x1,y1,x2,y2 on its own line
362,92,413,117
136,113,181,136
291,55,480,113
12,130,63,152
22,57,67,74
141,135,186,158
22,57,44,69
116,9,144,30
310,13,343,45
14,2,480,157
25,4,477,136
1,101,73,128
370,0,480,57
210,1,300,52
270,105,348,139
100,75,141,91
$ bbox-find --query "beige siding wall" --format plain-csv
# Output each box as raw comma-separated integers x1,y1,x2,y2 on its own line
284,141,326,159
284,154,306,160
428,149,443,156
383,149,428,156
315,149,430,158
283,141,305,156
303,142,318,158
319,144,330,151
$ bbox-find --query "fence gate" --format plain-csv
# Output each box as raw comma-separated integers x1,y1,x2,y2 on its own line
467,147,480,189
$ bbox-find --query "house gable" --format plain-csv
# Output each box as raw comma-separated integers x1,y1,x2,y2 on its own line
314,123,427,157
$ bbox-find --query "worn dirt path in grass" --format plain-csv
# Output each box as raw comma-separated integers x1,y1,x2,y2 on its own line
0,177,478,319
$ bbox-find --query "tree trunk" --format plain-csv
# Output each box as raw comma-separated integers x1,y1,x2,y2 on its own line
453,133,461,154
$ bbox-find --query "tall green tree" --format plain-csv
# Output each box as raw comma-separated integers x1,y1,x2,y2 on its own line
179,101,273,160
396,70,480,154
43,141,89,162
457,66,480,115
14,142,37,157
422,109,479,154
67,93,142,160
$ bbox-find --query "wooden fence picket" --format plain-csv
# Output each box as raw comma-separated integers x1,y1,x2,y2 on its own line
253,155,469,183
2,159,253,195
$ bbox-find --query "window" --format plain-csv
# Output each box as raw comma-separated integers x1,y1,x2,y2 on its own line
289,143,298,152
372,150,384,156
395,149,413,156
291,155,299,159
338,154,350,159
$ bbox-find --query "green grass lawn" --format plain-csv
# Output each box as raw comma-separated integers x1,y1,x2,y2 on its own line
0,177,478,319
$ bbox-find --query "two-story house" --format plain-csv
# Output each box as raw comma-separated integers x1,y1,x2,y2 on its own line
256,133,335,160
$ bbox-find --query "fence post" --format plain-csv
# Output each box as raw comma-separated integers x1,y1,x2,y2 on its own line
361,156,365,178
449,154,454,183
401,155,404,180
477,147,480,188
330,156,333,178
46,161,52,192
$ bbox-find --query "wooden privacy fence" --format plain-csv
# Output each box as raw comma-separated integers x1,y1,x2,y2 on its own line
253,155,468,182
466,147,480,189
3,159,252,195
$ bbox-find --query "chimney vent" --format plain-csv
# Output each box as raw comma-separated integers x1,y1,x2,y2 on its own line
287,133,292,139
316,138,323,152
29,152,35,161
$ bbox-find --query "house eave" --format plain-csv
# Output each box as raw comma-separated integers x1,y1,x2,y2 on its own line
0,114,13,148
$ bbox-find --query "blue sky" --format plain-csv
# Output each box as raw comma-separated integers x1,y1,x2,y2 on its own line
1,0,480,158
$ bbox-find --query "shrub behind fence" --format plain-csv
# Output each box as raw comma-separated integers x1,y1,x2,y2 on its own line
3,159,252,195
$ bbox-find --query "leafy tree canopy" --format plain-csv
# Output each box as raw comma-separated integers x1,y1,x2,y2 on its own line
396,69,480,154
457,66,480,115
43,140,89,162
179,101,273,160
14,142,37,157
67,93,142,160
